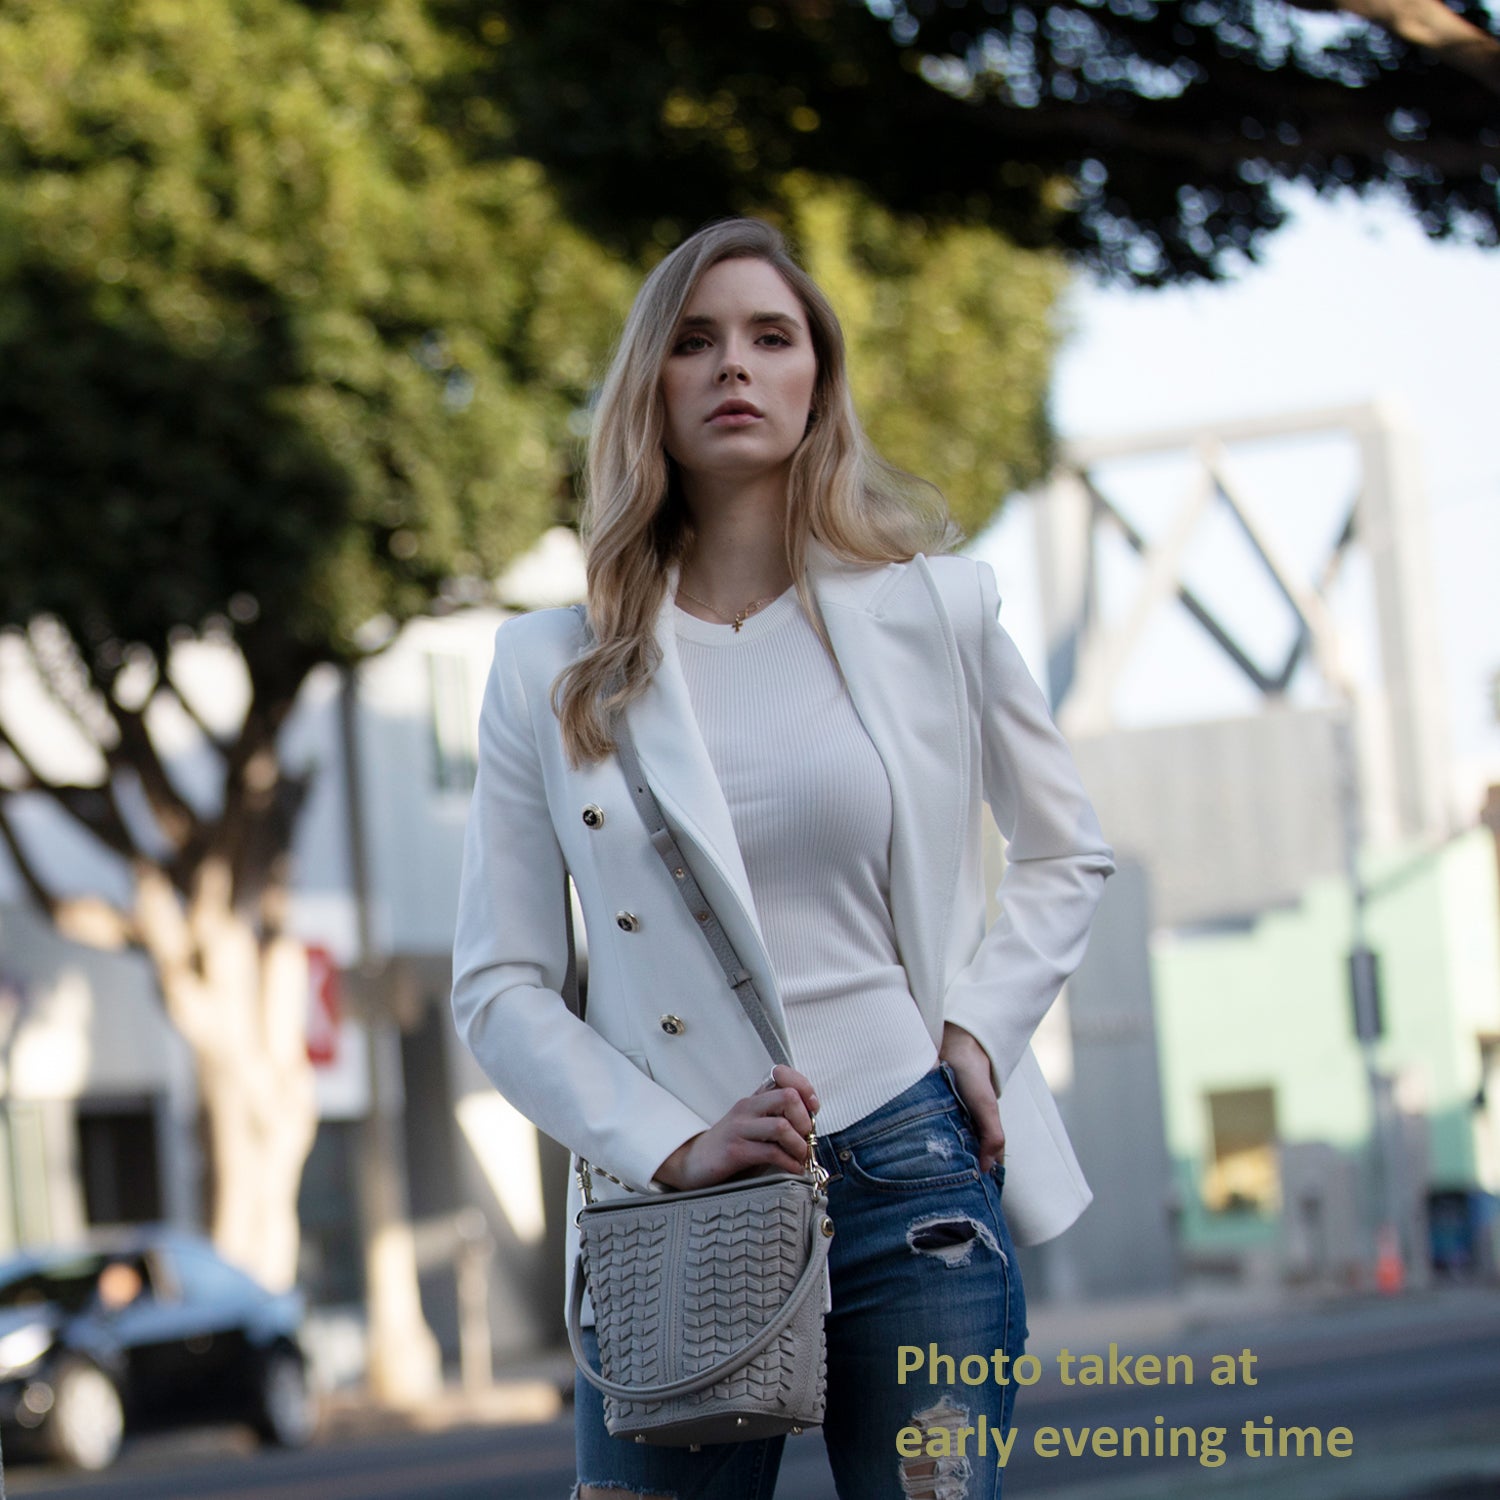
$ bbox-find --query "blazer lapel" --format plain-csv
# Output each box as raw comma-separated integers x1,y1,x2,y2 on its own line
811,546,970,1012
620,546,971,1038
622,567,764,942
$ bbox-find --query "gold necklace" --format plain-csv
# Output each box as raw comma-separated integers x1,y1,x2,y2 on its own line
676,584,782,632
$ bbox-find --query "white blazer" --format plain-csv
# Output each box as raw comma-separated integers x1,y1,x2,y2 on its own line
451,543,1114,1252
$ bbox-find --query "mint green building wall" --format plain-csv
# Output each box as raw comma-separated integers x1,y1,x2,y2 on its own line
1151,828,1500,1257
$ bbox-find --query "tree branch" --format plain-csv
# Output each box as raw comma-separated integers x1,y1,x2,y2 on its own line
0,713,142,862
978,90,1499,180
1314,0,1500,96
22,620,202,853
0,799,60,916
0,714,46,793
53,897,138,950
0,793,136,948
23,621,117,753
161,666,232,758
211,682,304,915
134,859,219,1052
104,697,204,852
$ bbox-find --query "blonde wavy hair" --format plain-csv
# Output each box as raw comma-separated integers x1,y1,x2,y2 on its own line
554,217,958,766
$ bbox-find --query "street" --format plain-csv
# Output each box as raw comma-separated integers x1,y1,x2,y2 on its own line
6,1287,1500,1500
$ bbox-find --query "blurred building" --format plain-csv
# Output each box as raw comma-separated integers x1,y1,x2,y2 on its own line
1023,403,1500,1292
0,905,198,1247
3,406,1496,1391
0,530,588,1376
1145,828,1499,1284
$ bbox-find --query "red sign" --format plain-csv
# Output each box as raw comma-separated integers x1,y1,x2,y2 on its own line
306,945,341,1066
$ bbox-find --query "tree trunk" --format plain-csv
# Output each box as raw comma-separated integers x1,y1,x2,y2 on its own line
134,859,442,1398
137,864,317,1291
358,1014,443,1405
199,1040,317,1290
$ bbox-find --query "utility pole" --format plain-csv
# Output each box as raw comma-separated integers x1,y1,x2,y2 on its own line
1332,710,1406,1291
338,668,442,1404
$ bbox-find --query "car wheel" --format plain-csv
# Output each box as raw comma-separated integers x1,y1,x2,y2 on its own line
45,1359,124,1471
254,1347,316,1448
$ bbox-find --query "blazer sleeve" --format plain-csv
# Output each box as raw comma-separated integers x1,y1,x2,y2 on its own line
941,559,1115,1088
450,622,712,1191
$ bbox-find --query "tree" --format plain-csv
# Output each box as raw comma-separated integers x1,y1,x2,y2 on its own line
0,0,1066,1383
438,0,1500,284
778,176,1061,533
0,0,634,1318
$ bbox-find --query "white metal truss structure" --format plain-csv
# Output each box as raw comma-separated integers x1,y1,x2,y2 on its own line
1034,402,1451,849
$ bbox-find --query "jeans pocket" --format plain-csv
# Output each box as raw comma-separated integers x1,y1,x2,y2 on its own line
940,1062,1008,1190
842,1111,982,1193
936,1060,968,1114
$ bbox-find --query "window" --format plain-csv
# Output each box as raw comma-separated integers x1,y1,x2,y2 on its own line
77,1102,161,1227
1203,1086,1279,1214
427,652,477,793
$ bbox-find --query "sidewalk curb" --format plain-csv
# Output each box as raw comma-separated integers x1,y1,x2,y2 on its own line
316,1354,575,1441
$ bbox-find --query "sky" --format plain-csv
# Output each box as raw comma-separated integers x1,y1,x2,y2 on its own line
971,183,1500,823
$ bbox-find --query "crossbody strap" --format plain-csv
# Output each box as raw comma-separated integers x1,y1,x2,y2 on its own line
562,603,789,1071
609,724,791,1071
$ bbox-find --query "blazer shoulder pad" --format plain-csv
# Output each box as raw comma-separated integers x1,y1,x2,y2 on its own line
494,604,589,671
920,552,999,645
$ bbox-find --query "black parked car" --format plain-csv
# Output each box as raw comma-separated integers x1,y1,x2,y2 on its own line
0,1226,315,1469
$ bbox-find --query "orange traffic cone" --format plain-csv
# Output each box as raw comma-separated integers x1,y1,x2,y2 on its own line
1374,1226,1405,1294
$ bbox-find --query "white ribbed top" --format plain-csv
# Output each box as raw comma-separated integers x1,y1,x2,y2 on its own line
674,589,937,1131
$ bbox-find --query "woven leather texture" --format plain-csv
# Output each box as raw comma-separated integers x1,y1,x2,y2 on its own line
579,1176,828,1445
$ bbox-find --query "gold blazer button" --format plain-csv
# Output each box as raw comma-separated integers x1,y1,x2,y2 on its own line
581,804,605,829
615,911,640,932
659,1015,685,1035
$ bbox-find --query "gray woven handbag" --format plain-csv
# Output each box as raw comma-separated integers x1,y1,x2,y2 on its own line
562,704,832,1447
567,1169,832,1446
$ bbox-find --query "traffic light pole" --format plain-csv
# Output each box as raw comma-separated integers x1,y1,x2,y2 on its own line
1333,710,1406,1291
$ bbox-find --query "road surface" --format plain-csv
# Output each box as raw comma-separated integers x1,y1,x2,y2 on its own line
7,1286,1499,1500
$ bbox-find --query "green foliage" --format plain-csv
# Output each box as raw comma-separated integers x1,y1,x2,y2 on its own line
0,2,1068,1287
0,0,634,672
780,177,1061,535
445,0,1499,287
0,0,1067,693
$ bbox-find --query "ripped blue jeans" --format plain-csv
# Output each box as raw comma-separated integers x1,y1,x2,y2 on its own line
574,1063,1027,1499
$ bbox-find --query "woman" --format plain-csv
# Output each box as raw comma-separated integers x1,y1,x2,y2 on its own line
451,218,1113,1500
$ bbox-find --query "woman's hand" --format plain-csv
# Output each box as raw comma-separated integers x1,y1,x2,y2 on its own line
653,1065,820,1190
940,1023,1005,1174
